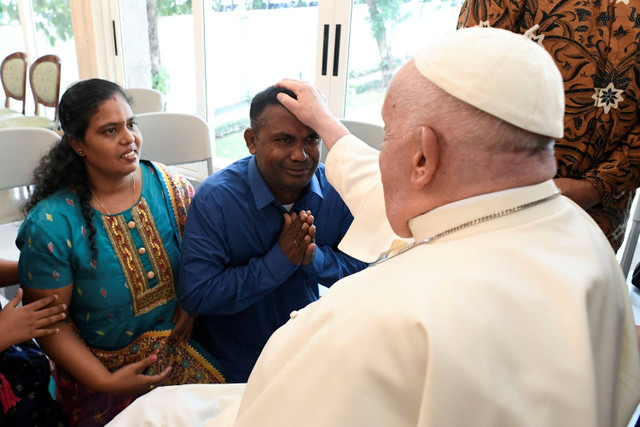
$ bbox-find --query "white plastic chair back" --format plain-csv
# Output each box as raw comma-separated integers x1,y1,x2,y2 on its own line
320,119,385,162
135,112,214,179
0,127,60,190
126,88,165,114
0,127,60,271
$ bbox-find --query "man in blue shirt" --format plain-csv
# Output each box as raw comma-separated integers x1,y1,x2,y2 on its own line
178,86,368,382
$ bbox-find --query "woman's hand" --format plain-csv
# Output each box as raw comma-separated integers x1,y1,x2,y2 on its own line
0,288,67,352
169,305,194,344
24,284,171,396
104,354,172,395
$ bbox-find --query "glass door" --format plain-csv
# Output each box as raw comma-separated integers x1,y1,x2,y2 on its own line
118,0,197,115
31,0,79,107
115,0,465,166
0,0,25,59
203,2,320,167
342,0,464,125
1,0,78,116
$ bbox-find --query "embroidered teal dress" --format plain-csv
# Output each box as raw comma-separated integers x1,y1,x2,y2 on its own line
16,161,225,425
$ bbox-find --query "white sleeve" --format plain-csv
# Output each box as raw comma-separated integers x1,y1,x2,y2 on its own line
325,134,405,262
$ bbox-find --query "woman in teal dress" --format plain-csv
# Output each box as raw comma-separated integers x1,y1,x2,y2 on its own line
16,79,226,426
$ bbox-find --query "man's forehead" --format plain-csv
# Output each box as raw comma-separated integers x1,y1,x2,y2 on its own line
258,104,314,133
261,103,292,118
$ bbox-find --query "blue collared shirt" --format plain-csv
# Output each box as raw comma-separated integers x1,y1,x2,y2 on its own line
179,156,367,382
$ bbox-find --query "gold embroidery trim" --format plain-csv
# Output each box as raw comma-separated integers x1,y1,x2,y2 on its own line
156,164,181,235
84,329,225,384
101,199,176,317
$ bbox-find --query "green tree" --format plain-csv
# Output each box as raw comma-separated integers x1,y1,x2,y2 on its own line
32,0,73,46
0,0,19,25
157,0,191,16
364,0,407,87
247,0,266,10
147,0,191,94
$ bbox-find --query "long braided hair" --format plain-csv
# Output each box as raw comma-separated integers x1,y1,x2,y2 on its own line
23,79,132,259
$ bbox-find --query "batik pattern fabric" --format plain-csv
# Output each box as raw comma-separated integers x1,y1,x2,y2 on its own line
17,161,225,426
458,0,640,250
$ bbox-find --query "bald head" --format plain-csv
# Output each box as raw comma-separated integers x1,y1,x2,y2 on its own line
378,29,562,237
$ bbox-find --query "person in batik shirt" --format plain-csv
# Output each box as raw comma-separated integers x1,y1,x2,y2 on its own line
458,0,640,251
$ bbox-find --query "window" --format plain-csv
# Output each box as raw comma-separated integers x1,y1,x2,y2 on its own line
0,0,25,59
343,0,464,124
204,2,320,167
0,0,78,118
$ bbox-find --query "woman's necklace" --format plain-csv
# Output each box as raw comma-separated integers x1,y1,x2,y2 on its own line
91,172,136,215
369,191,561,267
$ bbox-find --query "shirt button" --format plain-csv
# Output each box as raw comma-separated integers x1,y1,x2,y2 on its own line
289,310,298,319
138,247,146,255
128,221,136,229
147,271,155,279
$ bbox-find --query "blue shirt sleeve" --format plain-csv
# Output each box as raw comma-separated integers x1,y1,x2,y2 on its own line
178,190,299,316
300,203,368,286
17,199,75,290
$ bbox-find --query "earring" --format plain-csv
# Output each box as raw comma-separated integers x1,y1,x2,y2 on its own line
78,150,84,156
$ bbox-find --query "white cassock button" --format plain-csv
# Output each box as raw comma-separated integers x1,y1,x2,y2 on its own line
138,247,146,255
128,221,136,229
289,310,298,319
147,271,155,279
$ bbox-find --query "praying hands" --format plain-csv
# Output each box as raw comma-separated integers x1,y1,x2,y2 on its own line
279,210,316,266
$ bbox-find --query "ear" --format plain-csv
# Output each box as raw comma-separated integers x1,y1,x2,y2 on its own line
410,125,438,190
67,137,84,155
244,128,257,154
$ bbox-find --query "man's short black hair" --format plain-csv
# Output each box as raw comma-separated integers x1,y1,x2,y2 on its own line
249,86,297,134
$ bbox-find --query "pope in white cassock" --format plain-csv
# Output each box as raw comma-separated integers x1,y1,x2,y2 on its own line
108,27,640,427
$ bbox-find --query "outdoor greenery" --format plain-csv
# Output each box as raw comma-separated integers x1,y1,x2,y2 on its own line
216,117,250,139
216,130,250,160
0,0,18,25
32,0,72,46
0,0,72,46
2,0,405,159
351,79,383,94
214,88,385,159
363,0,407,86
157,0,191,16
151,66,171,94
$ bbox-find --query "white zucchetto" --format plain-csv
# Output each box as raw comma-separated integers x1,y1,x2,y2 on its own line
414,27,565,138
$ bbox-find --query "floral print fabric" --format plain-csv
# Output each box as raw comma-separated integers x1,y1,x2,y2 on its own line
458,0,640,250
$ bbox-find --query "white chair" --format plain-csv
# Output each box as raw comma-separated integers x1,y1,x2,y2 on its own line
135,112,214,184
320,118,385,162
126,88,165,114
0,127,60,191
0,127,60,295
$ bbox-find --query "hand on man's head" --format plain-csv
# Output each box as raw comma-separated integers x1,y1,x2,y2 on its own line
275,79,349,150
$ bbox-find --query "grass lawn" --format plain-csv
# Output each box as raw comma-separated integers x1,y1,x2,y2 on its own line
215,130,250,161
